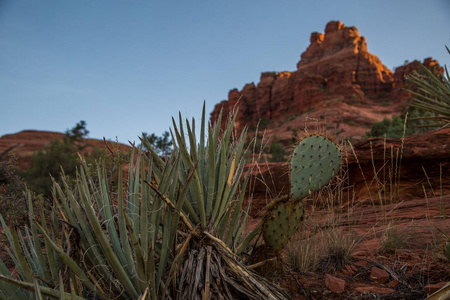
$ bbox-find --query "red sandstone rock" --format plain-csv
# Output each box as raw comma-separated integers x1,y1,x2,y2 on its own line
210,20,440,144
341,265,357,276
345,128,450,202
355,260,368,267
325,274,346,294
370,267,390,284
387,280,400,288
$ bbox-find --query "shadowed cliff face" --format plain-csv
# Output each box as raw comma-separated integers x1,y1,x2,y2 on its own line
210,20,440,143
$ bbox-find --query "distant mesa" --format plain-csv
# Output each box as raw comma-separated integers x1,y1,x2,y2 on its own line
210,20,440,142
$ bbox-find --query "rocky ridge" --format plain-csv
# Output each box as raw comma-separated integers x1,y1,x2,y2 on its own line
0,130,130,171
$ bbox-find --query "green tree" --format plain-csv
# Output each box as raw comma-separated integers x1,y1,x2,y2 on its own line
65,120,89,142
22,121,90,196
141,131,173,156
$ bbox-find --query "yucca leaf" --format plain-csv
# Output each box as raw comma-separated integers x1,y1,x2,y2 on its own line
205,131,216,217
129,151,142,234
236,221,264,256
95,161,127,268
117,165,138,287
58,272,64,300
123,207,147,294
76,175,139,298
0,275,85,300
215,152,245,229
407,62,450,126
198,102,207,192
172,117,206,226
32,221,109,300
0,260,28,300
140,135,166,169
26,191,52,283
10,226,34,282
156,206,174,294
21,227,42,277
211,138,229,221
234,194,253,253
57,179,111,282
38,203,60,285
224,169,251,247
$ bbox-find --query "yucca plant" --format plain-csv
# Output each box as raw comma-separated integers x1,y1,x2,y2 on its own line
0,103,290,299
406,47,450,128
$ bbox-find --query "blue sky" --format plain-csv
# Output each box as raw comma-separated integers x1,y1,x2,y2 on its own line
1,0,449,144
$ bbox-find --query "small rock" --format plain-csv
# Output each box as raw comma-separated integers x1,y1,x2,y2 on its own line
424,282,447,294
342,265,356,276
325,274,346,294
370,266,390,284
387,280,400,288
355,260,368,267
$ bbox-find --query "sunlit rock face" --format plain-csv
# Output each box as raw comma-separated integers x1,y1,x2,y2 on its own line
210,20,439,141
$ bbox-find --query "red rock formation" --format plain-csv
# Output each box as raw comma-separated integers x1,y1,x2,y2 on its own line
297,21,394,101
210,21,440,142
0,130,131,171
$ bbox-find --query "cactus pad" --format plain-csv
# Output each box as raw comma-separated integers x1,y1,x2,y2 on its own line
290,134,341,200
262,196,304,251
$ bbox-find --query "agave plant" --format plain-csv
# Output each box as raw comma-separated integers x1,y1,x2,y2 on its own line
0,103,290,299
406,47,450,128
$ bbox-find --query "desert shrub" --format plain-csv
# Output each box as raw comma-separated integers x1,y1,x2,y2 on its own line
366,107,435,138
287,234,321,274
366,115,405,138
141,131,173,156
319,229,358,272
0,153,29,224
259,117,271,129
22,138,80,196
20,121,109,197
268,142,286,162
379,222,409,254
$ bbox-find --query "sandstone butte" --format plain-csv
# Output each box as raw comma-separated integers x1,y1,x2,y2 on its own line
210,20,441,144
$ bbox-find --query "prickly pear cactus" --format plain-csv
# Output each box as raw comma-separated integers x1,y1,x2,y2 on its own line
257,134,341,256
262,196,304,251
290,134,342,200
